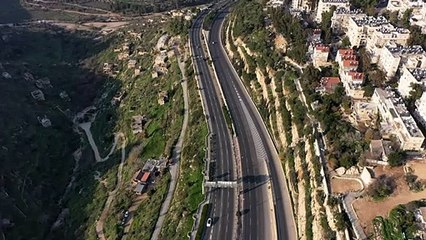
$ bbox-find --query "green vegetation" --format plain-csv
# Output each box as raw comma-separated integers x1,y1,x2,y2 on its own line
295,65,368,169
387,151,407,167
232,0,279,69
320,7,336,44
168,16,192,37
222,105,234,133
350,0,377,15
367,175,396,201
203,10,218,30
405,172,425,192
79,23,188,240
159,58,207,240
269,8,308,63
108,0,203,15
0,0,30,23
232,0,264,39
0,18,189,240
373,204,420,239
0,24,110,240
195,203,211,240
317,191,336,239
408,26,426,49
297,142,314,240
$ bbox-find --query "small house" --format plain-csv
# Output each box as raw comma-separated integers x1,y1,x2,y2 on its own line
31,90,45,101
158,91,169,105
134,183,146,195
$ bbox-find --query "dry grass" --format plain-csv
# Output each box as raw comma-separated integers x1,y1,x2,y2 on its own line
407,160,426,180
330,178,363,194
352,165,426,235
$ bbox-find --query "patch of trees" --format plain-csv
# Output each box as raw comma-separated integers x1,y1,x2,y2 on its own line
202,10,216,30
232,0,265,38
387,150,407,167
168,17,191,36
367,175,396,200
108,0,205,15
350,0,377,15
298,65,368,168
405,172,425,192
320,7,336,44
323,115,368,168
269,8,308,63
408,26,426,49
231,0,279,69
358,47,386,97
373,205,419,239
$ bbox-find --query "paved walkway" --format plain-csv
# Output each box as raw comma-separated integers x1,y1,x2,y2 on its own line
342,191,367,240
150,46,190,240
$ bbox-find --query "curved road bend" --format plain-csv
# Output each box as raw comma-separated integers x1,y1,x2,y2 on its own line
208,6,297,240
190,12,236,240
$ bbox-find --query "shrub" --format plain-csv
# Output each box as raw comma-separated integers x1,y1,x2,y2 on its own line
367,175,396,201
388,151,407,167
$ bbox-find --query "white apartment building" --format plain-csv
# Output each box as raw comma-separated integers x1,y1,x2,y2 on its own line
347,15,389,47
291,0,311,11
268,0,285,8
313,44,330,67
366,25,410,63
386,0,424,15
373,88,424,151
378,44,426,79
410,6,426,34
335,48,356,63
398,67,426,98
335,48,365,98
415,93,426,127
331,8,364,33
387,0,426,33
341,71,365,99
315,0,350,22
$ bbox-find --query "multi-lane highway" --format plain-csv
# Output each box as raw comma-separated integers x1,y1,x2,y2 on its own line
189,10,237,240
206,6,297,240
190,3,297,240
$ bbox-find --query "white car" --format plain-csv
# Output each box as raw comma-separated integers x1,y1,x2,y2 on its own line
206,218,212,227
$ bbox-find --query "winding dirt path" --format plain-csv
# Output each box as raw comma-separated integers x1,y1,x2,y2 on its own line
95,135,126,240
77,118,127,240
79,122,123,163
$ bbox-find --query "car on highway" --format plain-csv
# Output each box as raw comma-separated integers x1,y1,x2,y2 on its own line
206,218,212,227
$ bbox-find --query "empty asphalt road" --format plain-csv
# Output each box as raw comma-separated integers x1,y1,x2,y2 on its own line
190,10,236,240
207,6,297,240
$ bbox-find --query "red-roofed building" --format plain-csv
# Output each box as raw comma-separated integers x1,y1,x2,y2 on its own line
317,77,341,94
347,71,365,84
336,48,356,63
341,71,365,99
341,60,359,71
313,44,330,67
133,170,152,184
133,170,144,183
141,172,151,183
341,54,357,61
